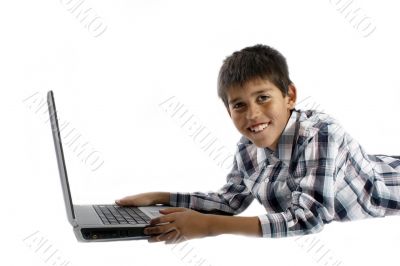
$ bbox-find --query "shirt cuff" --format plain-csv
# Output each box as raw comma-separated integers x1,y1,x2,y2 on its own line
258,212,289,238
169,192,191,208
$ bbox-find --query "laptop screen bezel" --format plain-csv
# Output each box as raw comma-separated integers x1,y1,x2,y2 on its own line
47,91,76,225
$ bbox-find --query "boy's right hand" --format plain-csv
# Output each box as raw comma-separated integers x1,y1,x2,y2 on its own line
115,192,170,207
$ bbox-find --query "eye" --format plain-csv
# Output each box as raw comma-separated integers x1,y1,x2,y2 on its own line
257,95,269,102
233,102,245,109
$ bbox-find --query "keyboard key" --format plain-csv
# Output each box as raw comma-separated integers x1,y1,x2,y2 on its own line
93,205,151,225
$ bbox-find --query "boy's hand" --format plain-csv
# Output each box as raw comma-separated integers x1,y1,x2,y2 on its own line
144,208,210,244
115,192,170,206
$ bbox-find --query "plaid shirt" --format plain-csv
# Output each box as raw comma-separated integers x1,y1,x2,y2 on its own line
170,109,400,238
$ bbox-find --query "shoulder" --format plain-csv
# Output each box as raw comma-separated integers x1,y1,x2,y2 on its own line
293,110,348,162
298,109,338,128
297,109,345,142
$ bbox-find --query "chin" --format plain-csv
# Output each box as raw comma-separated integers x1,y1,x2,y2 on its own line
248,139,268,148
253,139,276,149
254,143,269,148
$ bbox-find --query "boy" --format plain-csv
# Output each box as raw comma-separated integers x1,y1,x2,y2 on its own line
116,44,400,244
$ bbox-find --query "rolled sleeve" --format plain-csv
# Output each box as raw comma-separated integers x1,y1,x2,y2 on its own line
257,203,326,238
169,192,191,208
258,212,288,238
168,156,254,214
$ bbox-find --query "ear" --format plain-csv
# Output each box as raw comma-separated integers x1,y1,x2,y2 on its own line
286,83,297,110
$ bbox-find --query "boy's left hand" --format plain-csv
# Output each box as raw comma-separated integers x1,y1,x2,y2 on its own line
144,208,210,244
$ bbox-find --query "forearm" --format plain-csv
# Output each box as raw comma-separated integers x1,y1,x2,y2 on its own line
206,214,262,237
153,192,171,205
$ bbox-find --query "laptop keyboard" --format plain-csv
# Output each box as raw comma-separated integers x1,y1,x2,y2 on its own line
93,205,151,225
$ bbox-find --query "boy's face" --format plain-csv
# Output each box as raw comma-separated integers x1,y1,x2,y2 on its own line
227,78,297,150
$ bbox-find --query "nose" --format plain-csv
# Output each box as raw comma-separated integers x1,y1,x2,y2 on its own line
246,103,261,120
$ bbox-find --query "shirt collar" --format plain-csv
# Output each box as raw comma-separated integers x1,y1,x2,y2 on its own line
237,109,300,167
264,109,299,166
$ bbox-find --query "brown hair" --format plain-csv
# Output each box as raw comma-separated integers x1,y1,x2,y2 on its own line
217,44,293,109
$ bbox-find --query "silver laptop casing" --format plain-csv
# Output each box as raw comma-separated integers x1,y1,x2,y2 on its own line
47,91,170,242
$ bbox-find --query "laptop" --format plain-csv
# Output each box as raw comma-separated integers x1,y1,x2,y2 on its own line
47,91,172,242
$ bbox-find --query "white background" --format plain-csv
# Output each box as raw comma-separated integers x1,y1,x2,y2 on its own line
1,0,400,265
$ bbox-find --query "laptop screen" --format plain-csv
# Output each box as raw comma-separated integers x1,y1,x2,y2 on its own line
47,91,76,226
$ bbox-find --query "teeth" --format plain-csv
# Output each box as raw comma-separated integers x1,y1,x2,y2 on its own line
249,123,269,133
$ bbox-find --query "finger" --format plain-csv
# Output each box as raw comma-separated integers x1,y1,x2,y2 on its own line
148,229,178,243
144,223,178,236
115,196,136,206
159,207,187,214
150,213,175,226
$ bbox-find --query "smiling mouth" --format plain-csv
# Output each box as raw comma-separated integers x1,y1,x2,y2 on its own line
247,122,270,133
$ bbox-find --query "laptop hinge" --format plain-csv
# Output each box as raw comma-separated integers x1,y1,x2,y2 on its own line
71,220,79,228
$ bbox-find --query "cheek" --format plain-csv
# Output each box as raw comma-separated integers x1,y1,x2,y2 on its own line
270,110,289,128
232,119,242,130
267,104,284,120
231,116,245,130
270,112,280,121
